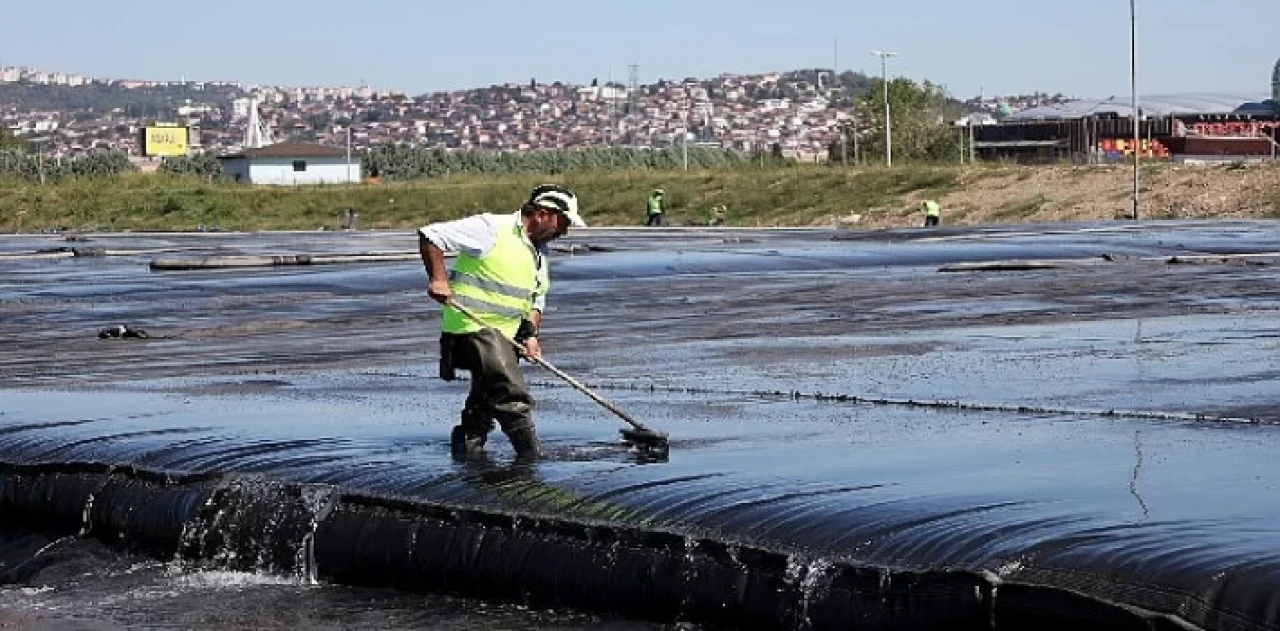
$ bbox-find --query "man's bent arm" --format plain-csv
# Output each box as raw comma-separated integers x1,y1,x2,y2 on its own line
420,233,452,304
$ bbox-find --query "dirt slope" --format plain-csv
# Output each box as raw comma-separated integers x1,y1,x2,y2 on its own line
840,162,1280,229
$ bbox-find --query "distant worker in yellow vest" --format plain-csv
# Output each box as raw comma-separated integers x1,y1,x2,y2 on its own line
922,199,941,227
646,189,665,226
708,204,727,226
418,184,587,459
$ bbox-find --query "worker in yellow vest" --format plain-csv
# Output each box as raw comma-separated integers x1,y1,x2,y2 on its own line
646,189,665,226
418,184,587,459
922,199,941,227
708,204,728,226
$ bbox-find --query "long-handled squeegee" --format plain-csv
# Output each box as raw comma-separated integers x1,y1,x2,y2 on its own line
447,300,671,457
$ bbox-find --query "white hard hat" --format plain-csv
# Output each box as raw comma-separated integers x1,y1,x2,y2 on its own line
528,184,586,227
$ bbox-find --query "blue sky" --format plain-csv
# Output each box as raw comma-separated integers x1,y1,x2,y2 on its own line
3,0,1278,100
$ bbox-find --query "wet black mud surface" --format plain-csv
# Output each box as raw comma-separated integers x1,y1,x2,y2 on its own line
1,221,1279,629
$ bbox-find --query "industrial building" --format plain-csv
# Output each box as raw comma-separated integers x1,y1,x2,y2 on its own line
216,98,360,185
218,142,361,186
973,59,1280,163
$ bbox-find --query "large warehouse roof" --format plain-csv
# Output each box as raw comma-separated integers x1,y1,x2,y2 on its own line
1007,93,1277,120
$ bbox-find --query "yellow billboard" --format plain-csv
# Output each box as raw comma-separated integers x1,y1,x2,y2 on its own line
141,126,189,157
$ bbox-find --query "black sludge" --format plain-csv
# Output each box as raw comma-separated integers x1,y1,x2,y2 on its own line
3,227,1280,629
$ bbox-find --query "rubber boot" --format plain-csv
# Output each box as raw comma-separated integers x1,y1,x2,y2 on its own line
450,425,486,459
506,427,543,460
450,409,489,459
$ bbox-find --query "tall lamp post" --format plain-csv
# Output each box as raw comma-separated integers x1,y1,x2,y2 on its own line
1129,0,1140,220
345,126,353,183
677,128,689,171
871,50,898,166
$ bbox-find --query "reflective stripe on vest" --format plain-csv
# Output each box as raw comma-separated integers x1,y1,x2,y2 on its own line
442,214,541,338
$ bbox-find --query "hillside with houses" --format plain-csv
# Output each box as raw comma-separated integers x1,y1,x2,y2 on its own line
1,65,1063,162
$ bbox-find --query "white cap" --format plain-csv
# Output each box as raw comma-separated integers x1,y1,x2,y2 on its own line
528,184,586,227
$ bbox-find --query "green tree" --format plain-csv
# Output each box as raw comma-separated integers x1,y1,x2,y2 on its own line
160,152,223,177
847,78,962,163
0,149,136,181
0,129,26,153
358,145,747,181
0,82,244,117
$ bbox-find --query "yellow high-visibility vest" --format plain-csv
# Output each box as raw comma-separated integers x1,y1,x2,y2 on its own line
442,214,545,338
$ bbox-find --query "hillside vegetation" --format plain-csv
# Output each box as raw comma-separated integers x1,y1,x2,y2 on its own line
2,163,1279,233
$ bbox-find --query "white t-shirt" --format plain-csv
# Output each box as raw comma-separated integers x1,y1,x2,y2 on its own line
418,210,548,311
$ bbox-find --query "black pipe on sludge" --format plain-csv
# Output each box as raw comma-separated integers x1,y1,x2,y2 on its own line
0,462,1216,630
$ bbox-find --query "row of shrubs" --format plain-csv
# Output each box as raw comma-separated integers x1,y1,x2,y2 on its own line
1,144,788,183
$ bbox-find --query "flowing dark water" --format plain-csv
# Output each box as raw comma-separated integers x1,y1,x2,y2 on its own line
1,222,1279,629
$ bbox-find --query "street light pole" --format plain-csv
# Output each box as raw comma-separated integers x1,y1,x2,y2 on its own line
871,50,897,166
1130,0,1140,220
853,112,860,165
841,123,848,166
969,119,976,163
345,126,353,183
681,130,689,171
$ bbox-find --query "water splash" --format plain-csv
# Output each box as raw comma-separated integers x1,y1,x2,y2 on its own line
792,557,835,630
173,476,336,583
